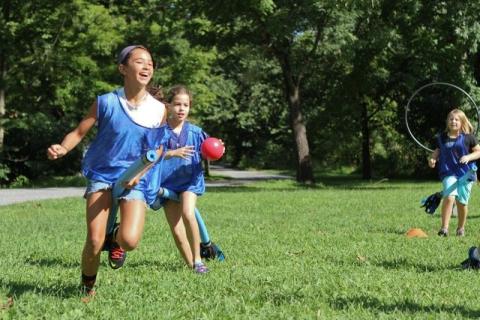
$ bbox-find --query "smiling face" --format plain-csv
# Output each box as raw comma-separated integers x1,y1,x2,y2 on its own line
119,48,154,86
447,113,462,133
168,93,191,124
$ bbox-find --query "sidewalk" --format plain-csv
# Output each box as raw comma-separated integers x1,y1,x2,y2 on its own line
0,165,291,206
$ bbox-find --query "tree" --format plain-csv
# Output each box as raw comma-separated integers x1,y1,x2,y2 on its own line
190,0,354,183
0,0,126,183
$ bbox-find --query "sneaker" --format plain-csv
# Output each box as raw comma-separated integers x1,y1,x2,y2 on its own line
461,247,480,270
456,228,465,237
193,262,209,274
107,224,126,269
108,242,126,269
438,228,448,237
200,242,225,261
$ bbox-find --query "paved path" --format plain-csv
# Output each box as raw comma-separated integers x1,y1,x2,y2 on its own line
0,166,291,206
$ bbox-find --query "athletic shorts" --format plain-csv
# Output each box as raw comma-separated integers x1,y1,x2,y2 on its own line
442,175,474,205
84,179,146,203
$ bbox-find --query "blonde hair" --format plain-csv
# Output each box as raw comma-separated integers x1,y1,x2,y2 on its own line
446,108,474,134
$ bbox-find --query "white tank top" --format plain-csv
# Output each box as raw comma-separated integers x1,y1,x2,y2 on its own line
117,88,165,128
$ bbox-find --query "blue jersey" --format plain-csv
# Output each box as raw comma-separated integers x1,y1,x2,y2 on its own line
81,89,154,190
145,121,208,205
142,125,170,205
436,133,477,180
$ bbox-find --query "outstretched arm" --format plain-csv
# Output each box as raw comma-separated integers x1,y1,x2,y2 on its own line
47,101,97,160
164,146,195,160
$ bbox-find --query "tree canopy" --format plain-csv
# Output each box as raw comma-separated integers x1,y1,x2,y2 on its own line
2,0,480,185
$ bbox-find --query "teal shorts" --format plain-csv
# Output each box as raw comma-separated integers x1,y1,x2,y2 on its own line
442,175,474,205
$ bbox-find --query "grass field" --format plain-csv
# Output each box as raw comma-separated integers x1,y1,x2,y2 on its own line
1,178,480,319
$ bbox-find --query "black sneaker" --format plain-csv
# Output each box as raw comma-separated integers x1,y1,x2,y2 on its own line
108,242,127,269
106,223,127,270
461,247,480,270
200,242,225,261
438,228,448,237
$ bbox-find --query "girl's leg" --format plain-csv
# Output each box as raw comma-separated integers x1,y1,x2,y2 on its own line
81,190,111,289
164,200,193,267
180,192,202,264
456,200,468,234
116,199,146,251
440,195,455,235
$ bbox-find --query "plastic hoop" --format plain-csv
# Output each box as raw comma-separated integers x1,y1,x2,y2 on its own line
405,82,480,152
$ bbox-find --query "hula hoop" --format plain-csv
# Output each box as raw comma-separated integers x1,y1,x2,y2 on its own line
405,82,480,152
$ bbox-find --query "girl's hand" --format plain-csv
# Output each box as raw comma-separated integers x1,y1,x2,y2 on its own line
428,157,437,168
123,177,140,189
173,145,195,159
47,144,68,160
459,155,470,164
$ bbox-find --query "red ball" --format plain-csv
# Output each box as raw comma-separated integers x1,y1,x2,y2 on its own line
201,137,225,161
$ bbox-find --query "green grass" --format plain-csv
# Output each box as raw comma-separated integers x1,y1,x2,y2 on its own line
1,178,480,319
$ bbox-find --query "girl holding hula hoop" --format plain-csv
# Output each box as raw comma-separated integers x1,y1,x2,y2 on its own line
428,109,480,237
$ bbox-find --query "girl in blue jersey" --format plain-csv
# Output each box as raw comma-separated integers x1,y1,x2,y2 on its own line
146,85,210,273
47,45,166,295
428,109,480,237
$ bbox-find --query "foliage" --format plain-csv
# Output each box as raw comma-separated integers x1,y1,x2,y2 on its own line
2,1,480,183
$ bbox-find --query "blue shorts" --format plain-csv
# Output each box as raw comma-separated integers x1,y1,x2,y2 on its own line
84,180,146,203
442,176,473,205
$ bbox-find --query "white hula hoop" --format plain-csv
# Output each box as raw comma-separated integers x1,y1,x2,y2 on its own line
405,82,480,152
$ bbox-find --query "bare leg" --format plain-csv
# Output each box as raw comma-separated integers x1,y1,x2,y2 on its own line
116,199,146,251
82,190,111,276
456,200,468,231
180,192,201,263
440,195,455,231
164,200,193,267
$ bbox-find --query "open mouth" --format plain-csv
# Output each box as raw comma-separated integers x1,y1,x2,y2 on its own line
139,72,150,80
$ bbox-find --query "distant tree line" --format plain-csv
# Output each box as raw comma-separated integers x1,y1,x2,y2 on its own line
2,0,480,186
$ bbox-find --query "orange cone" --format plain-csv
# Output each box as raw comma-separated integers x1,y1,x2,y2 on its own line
406,228,428,238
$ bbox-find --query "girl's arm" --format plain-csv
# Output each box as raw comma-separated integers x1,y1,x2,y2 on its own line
428,148,440,168
459,144,480,164
47,101,97,160
164,146,195,160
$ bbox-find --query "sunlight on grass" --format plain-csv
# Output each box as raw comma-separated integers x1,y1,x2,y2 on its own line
1,179,480,318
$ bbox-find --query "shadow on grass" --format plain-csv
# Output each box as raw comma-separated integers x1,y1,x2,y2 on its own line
0,279,80,299
205,177,436,192
124,259,184,272
24,257,78,269
23,256,190,272
368,227,407,235
329,295,480,318
374,257,463,273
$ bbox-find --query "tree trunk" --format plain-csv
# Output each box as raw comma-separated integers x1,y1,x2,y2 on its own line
361,101,372,179
276,53,315,184
203,159,210,177
0,55,5,153
0,2,9,153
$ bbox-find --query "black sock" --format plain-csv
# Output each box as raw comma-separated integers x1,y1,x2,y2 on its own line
81,273,97,289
